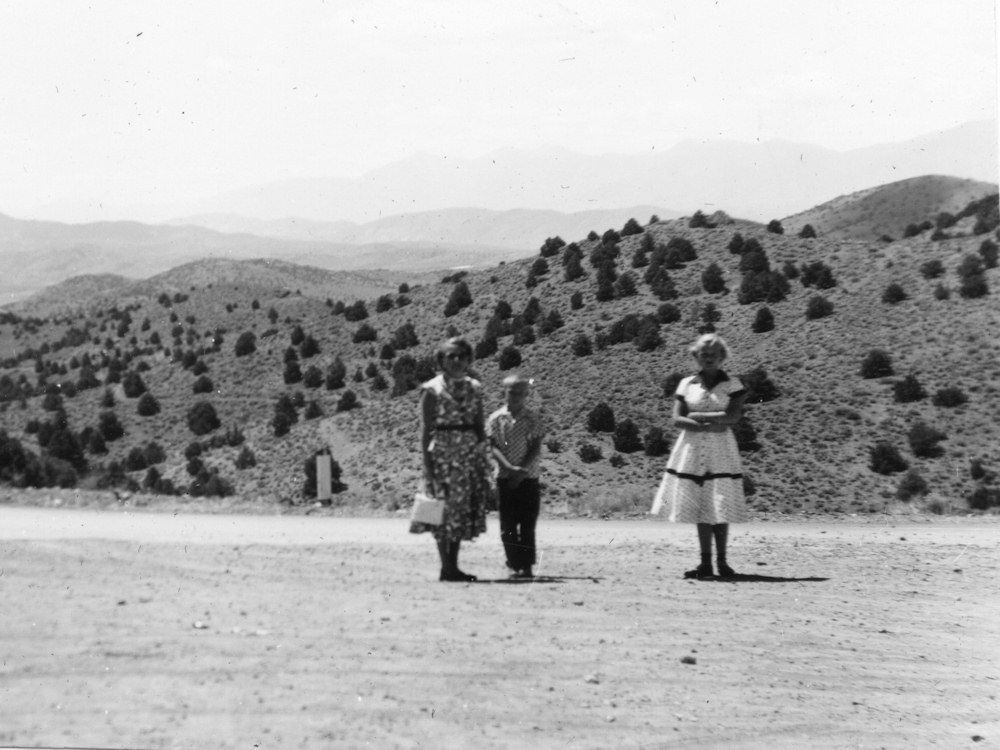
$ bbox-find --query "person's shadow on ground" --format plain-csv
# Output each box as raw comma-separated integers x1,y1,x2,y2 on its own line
474,575,602,585
707,573,829,583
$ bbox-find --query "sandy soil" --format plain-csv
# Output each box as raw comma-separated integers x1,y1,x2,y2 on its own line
0,508,997,750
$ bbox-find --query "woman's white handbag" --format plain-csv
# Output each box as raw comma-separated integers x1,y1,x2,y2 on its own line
410,492,444,525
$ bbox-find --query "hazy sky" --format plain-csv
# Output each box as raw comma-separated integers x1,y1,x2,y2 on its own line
1,0,996,221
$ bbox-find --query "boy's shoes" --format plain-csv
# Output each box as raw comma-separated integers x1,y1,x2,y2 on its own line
508,567,534,579
717,563,737,579
683,563,714,580
440,569,478,582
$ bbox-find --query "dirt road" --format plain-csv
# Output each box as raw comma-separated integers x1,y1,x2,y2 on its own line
1,508,997,749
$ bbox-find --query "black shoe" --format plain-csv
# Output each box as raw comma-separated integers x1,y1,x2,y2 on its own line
441,569,477,582
684,563,714,580
516,568,534,579
717,563,736,578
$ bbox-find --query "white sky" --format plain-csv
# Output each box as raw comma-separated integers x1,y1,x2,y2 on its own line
1,0,996,221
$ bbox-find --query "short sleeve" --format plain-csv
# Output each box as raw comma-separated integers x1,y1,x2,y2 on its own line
727,377,747,399
675,375,692,401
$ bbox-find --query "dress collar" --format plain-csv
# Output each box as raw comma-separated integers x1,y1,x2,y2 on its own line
695,370,730,389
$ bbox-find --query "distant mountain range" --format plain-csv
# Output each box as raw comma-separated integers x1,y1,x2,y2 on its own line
62,118,997,226
21,120,997,227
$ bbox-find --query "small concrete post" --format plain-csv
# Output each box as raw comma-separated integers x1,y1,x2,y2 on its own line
316,452,332,502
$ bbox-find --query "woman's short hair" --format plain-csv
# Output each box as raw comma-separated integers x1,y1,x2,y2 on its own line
436,336,473,367
689,333,730,360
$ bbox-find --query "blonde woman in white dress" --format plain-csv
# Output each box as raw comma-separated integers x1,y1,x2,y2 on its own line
651,334,748,579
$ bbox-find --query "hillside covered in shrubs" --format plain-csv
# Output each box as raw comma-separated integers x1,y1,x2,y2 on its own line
0,182,997,517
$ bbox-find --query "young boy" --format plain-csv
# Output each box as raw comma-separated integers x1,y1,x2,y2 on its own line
487,374,545,579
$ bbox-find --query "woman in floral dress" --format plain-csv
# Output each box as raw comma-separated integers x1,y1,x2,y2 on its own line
410,337,492,581
650,333,748,579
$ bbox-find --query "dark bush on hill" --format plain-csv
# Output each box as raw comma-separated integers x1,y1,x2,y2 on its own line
344,301,368,322
578,442,602,463
300,334,321,358
193,375,214,394
643,427,669,457
475,337,498,360
303,365,323,389
498,345,522,371
727,233,745,254
326,358,347,390
121,371,146,398
666,237,697,262
896,470,928,501
353,323,378,343
234,331,256,357
800,261,836,289
283,360,302,384
882,283,908,304
444,281,473,317
587,402,615,433
235,446,257,469
688,210,715,229
741,368,779,403
136,392,160,416
968,486,1000,510
336,390,359,412
612,419,643,453
188,468,234,498
738,272,789,305
894,375,927,403
908,421,946,458
870,442,909,474
45,428,87,473
614,271,638,298
752,307,774,333
701,263,726,293
919,259,944,279
540,236,566,257
634,316,663,352
932,387,967,407
571,334,592,357
860,349,894,378
805,295,834,320
733,416,761,452
98,411,125,441
187,401,221,436
621,218,643,236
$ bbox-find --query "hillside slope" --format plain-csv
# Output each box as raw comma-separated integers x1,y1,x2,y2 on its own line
782,175,997,240
0,199,998,517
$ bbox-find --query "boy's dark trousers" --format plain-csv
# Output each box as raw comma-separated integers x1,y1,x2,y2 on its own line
498,476,540,571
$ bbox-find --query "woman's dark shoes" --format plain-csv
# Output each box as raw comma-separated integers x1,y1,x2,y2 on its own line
516,567,534,579
717,563,737,579
684,563,715,580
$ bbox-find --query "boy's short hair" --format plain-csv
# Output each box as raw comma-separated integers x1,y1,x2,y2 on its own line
502,373,534,388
